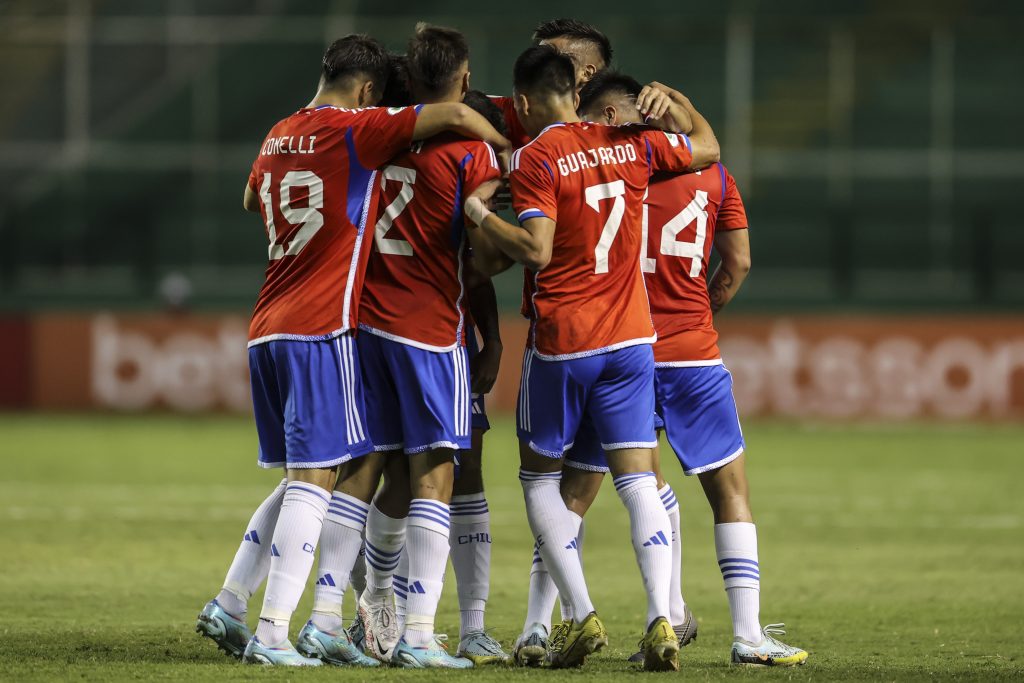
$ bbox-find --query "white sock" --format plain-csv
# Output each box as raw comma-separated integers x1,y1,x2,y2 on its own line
403,499,451,647
255,481,330,646
519,470,594,620
217,478,286,617
660,483,687,625
614,471,672,627
715,522,762,643
394,547,409,633
526,509,580,631
310,491,369,632
449,493,491,638
364,501,406,595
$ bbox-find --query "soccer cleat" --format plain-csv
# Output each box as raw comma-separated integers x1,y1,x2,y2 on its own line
295,621,380,667
731,623,808,667
347,612,366,651
241,636,322,666
640,617,680,672
195,599,252,659
628,603,698,662
358,589,399,662
512,622,549,667
457,630,511,666
546,613,608,669
392,635,474,669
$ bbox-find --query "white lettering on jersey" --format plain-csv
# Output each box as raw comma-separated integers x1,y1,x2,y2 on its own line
555,143,638,176
260,135,317,156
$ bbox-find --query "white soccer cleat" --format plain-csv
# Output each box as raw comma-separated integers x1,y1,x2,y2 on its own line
357,588,400,662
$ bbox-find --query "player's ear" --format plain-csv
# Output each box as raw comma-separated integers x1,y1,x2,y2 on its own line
583,63,598,83
461,71,471,97
573,90,580,112
603,105,616,126
357,80,375,107
515,92,529,117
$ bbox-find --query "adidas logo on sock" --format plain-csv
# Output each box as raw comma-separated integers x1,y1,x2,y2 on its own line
270,543,280,557
564,538,579,550
642,530,670,547
407,580,426,594
316,573,336,587
243,530,260,544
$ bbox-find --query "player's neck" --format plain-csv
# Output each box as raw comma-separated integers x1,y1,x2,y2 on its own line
411,85,462,105
307,86,361,110
528,105,580,137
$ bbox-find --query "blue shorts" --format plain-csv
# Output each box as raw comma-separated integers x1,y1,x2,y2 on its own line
655,363,745,475
248,335,372,469
517,343,656,458
465,326,490,433
357,332,472,454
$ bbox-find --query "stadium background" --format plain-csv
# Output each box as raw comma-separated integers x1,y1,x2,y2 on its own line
1,1,1022,680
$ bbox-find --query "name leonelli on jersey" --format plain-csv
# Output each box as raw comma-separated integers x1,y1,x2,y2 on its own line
260,135,317,156
555,143,638,176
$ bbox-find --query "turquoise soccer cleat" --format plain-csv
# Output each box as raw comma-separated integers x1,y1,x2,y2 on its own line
296,621,380,667
392,636,474,669
195,599,252,659
242,636,323,666
731,623,808,667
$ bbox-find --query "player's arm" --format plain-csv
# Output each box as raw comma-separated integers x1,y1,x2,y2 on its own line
465,196,554,272
413,103,512,152
464,264,503,395
464,177,516,275
708,228,751,314
637,82,693,134
678,95,719,169
243,184,259,212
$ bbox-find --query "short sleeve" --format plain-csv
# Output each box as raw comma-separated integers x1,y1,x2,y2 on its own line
348,106,420,169
489,95,530,147
509,147,557,224
461,142,501,197
717,165,749,230
641,128,694,174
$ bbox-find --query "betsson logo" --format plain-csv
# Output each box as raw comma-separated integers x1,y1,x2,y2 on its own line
722,322,1024,419
91,315,250,412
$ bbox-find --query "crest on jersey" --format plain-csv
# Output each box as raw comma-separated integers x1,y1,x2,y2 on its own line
663,132,680,147
387,106,407,115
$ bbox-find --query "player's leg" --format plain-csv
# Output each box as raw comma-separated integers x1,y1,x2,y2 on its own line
290,333,382,667
450,424,509,665
197,343,287,658
514,417,603,667
517,349,606,669
593,344,677,672
659,363,806,666
245,337,374,666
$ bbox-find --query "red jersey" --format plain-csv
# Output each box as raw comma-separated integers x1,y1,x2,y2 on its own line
490,96,532,147
246,104,420,346
509,122,694,359
643,163,748,363
359,135,501,351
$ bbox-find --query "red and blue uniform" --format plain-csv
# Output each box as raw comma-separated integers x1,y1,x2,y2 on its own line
358,134,500,453
246,104,419,468
508,121,693,456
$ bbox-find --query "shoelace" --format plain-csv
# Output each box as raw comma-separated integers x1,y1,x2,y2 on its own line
548,622,570,653
762,623,787,638
465,630,504,655
433,633,450,651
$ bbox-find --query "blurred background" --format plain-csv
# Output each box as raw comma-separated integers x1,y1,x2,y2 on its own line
1,0,1023,420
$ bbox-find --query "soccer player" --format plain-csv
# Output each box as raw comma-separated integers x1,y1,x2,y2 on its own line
463,45,719,671
337,24,505,669
195,34,509,667
542,71,808,667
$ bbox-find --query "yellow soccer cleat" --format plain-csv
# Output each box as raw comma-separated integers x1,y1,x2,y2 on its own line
640,617,680,672
546,613,608,669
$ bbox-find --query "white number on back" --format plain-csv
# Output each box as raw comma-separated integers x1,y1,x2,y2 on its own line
641,189,709,276
586,180,626,274
374,165,416,256
259,170,325,261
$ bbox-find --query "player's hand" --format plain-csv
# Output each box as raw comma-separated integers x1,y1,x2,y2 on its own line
637,85,672,121
470,340,503,394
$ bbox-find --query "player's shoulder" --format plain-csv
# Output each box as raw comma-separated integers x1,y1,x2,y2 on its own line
510,122,568,170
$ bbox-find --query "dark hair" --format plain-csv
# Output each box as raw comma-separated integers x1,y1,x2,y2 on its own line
533,18,613,67
407,22,470,97
513,45,575,99
379,53,411,107
321,34,390,90
577,70,642,115
463,90,508,137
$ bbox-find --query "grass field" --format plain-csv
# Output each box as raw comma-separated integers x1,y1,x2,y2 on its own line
1,414,1022,681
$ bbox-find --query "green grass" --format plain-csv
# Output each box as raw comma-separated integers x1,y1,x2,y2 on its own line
0,414,1022,681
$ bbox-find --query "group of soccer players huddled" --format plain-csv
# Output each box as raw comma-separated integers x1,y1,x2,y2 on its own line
195,18,809,671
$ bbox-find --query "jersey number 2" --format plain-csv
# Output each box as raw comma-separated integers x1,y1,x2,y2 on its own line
642,189,709,277
259,171,324,261
374,166,416,256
